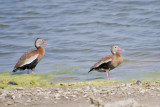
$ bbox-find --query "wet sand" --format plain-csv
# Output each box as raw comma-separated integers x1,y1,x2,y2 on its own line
0,81,160,107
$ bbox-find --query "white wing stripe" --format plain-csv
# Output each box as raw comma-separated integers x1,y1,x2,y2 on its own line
20,54,38,67
95,59,112,68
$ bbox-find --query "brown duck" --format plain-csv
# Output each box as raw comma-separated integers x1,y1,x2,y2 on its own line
12,38,48,74
89,45,124,80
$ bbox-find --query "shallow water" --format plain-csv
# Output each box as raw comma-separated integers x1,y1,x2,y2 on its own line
0,0,160,81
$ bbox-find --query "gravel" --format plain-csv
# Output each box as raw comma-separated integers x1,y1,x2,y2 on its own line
0,81,160,107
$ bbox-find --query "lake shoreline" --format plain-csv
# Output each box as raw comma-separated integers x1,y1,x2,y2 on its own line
1,80,160,107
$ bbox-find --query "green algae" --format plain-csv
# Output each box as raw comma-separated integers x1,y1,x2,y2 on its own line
0,72,52,89
55,79,119,87
0,72,120,89
56,77,160,88
1,70,160,90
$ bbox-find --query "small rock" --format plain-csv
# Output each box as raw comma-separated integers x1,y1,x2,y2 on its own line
121,83,126,87
6,101,13,105
16,87,25,90
27,98,31,103
26,93,32,96
12,95,15,99
90,97,103,107
127,92,131,95
136,80,142,85
14,99,22,103
150,87,155,90
54,93,61,99
0,87,4,89
8,81,18,85
0,91,2,95
140,89,146,94
37,89,41,92
5,94,13,99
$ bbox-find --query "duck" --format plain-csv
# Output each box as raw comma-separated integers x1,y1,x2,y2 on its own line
12,38,48,74
88,45,124,80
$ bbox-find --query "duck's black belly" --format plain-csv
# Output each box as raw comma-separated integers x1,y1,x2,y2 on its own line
18,58,38,70
95,62,115,72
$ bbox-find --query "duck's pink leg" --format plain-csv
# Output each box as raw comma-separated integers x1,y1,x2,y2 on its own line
27,69,30,74
106,71,110,80
31,70,34,74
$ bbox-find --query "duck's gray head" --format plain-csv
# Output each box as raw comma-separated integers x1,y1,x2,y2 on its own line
111,45,124,54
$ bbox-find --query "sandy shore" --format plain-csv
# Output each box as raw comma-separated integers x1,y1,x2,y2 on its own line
0,80,160,107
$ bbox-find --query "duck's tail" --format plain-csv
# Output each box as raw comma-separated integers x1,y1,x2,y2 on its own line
12,68,18,72
88,68,94,73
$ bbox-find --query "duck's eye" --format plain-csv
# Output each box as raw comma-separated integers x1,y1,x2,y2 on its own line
115,47,117,48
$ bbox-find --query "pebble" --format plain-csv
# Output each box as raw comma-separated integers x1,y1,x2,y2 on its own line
6,101,13,105
27,98,31,103
16,87,25,90
5,94,13,99
136,80,142,85
8,81,18,85
0,87,4,89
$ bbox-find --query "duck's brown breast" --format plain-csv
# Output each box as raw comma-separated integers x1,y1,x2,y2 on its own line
111,53,123,67
37,46,45,62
